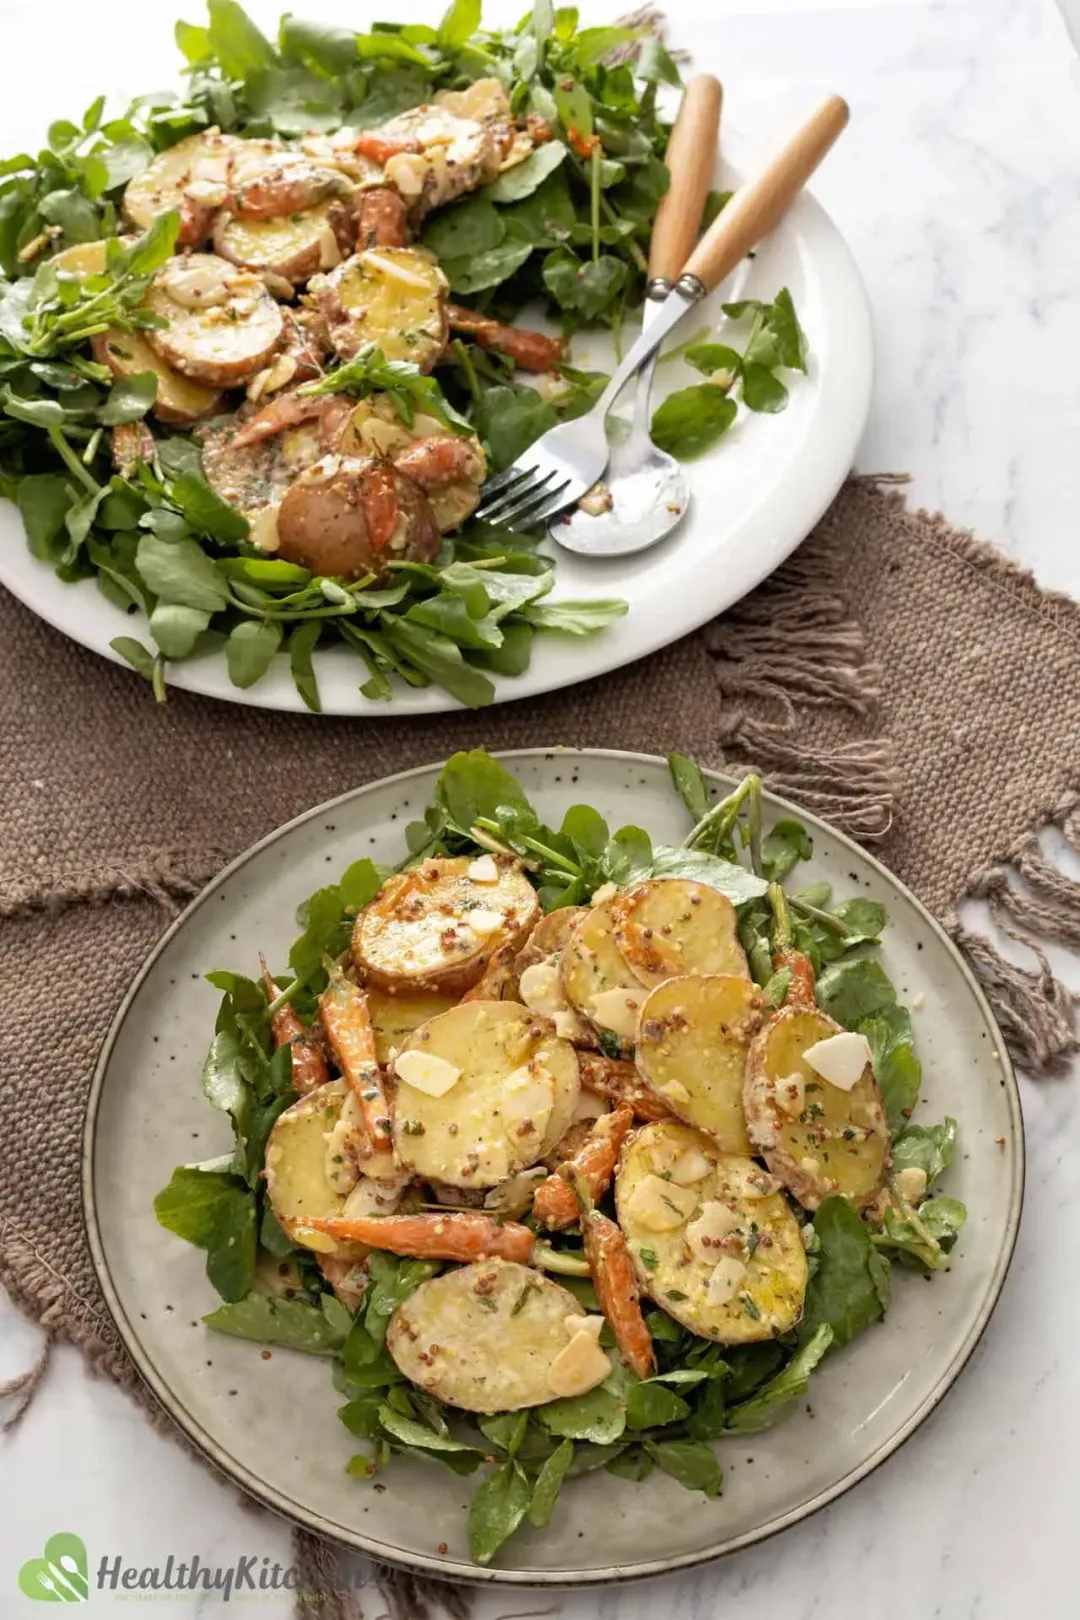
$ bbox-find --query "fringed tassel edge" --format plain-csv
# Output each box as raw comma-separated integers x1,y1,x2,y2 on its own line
0,849,227,921
948,790,1080,1072
289,1528,474,1620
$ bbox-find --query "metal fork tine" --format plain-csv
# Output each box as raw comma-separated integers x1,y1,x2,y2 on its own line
474,468,545,524
477,467,557,527
475,463,535,506
504,479,573,532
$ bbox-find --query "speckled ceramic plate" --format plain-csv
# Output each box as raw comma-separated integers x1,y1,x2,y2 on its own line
84,751,1022,1584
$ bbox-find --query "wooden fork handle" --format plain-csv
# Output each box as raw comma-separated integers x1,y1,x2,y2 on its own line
681,94,849,293
648,75,723,284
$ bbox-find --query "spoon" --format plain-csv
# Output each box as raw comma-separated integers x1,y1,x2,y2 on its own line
550,73,723,558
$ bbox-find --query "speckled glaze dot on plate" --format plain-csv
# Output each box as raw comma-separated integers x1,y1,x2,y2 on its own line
83,750,1023,1586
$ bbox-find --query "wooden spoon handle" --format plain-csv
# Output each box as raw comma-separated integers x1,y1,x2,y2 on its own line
681,94,849,293
648,74,723,284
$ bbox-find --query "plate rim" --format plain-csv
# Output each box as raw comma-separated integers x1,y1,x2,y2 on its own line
0,156,873,718
82,748,1024,1584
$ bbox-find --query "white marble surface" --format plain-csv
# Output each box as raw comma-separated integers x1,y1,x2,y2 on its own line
3,0,1080,1614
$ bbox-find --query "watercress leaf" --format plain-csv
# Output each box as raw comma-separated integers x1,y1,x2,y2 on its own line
204,1291,351,1353
288,620,322,713
153,1165,245,1247
740,361,788,414
761,817,812,880
440,226,534,294
205,1189,258,1302
436,748,537,837
467,1459,531,1566
918,1195,966,1247
406,593,504,650
724,1325,833,1433
651,385,736,459
831,897,887,944
543,247,627,319
259,1204,294,1259
170,471,249,544
338,1393,385,1439
635,34,682,85
111,635,156,682
802,1196,885,1349
814,957,896,1028
202,1026,248,1120
472,383,557,471
16,473,73,562
484,139,568,204
288,884,350,982
99,371,158,425
421,197,504,261
625,1381,690,1430
363,1254,440,1348
349,66,432,128
149,601,213,658
479,1411,529,1456
539,1384,626,1444
770,287,808,372
246,65,345,136
552,78,593,140
38,188,100,244
649,845,768,904
353,31,433,67
379,618,495,708
858,1004,921,1131
225,618,282,688
501,171,576,244
643,1438,722,1496
339,858,382,912
518,598,627,634
527,1437,574,1528
437,0,482,50
892,1118,958,1188
604,1444,655,1481
684,342,742,379
762,966,792,1008
667,751,709,822
136,531,229,611
685,1377,727,1441
205,0,278,78
377,1406,478,1454
605,825,652,887
278,17,358,75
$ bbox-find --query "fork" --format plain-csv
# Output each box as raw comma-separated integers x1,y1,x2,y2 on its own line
475,94,851,533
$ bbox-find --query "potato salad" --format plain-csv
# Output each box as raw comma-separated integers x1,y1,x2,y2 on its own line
156,750,967,1566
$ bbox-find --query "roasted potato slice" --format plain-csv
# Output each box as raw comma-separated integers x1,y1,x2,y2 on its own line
123,130,246,243
277,454,441,579
616,1120,807,1344
92,328,223,426
353,855,540,996
213,197,354,285
52,241,222,426
390,1000,580,1188
310,247,448,369
263,1081,367,1258
561,899,648,1053
144,254,284,387
635,974,760,1154
612,879,749,989
337,397,484,534
743,1007,891,1210
515,906,587,984
376,101,508,221
387,1260,592,1412
366,985,458,1065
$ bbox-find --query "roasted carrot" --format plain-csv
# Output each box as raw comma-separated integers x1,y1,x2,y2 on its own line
260,958,329,1096
319,971,394,1155
306,1211,536,1264
564,1172,655,1379
447,304,564,373
534,1105,633,1230
768,884,816,1009
577,1053,673,1123
355,186,410,249
353,132,424,165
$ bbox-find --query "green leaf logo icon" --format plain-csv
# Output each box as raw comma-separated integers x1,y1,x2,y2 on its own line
18,1534,89,1602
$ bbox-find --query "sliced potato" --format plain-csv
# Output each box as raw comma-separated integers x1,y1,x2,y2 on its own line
366,985,458,1066
276,453,441,579
612,879,748,989
616,1120,807,1344
310,247,448,369
743,1007,891,1210
377,103,506,220
123,130,245,241
635,974,760,1154
54,241,222,425
92,328,223,426
387,1260,588,1412
353,855,540,996
263,1081,367,1258
213,197,353,284
515,906,587,983
144,254,284,387
561,899,648,1053
391,1000,579,1187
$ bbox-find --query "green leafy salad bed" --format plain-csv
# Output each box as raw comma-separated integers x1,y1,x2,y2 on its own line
0,1,807,709
155,750,965,1566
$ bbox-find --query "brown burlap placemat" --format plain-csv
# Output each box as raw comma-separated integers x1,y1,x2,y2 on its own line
2,475,1078,1615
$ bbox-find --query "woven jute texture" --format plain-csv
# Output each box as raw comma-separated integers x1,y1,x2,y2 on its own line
2,476,1078,1616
